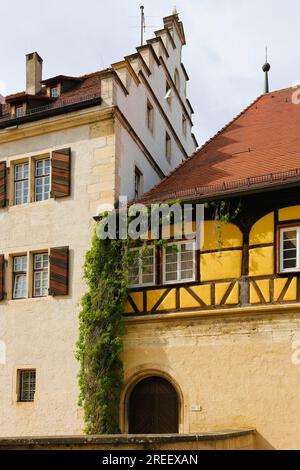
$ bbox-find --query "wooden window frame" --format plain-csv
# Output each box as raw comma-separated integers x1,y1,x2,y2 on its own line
14,162,29,206
12,255,27,300
33,253,49,298
128,245,156,288
277,223,300,274
18,369,36,403
34,158,51,202
162,240,196,285
15,105,24,118
50,86,59,98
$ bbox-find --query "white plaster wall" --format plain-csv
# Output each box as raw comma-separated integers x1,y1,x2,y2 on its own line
0,117,116,436
115,29,196,180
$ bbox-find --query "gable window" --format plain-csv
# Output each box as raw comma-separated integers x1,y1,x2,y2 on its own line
182,114,187,136
146,100,154,132
50,86,59,98
128,246,155,287
14,163,29,205
15,105,24,118
174,69,180,92
18,370,36,402
134,167,143,199
279,227,300,272
33,253,49,297
163,241,196,284
35,158,51,202
13,256,27,299
165,132,172,164
165,81,172,105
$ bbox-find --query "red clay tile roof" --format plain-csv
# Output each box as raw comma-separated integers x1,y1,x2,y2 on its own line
1,68,112,120
138,87,300,203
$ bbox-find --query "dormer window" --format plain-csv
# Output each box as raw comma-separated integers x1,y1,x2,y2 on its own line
50,86,59,98
15,105,24,118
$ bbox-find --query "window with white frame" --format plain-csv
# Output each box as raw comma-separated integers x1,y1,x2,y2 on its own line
280,227,300,272
50,86,59,98
128,246,155,287
163,241,196,284
15,105,24,118
13,255,27,299
33,253,49,297
14,163,29,205
19,369,36,402
35,158,51,202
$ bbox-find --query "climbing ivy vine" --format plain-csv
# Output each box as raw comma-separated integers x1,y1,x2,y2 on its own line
76,223,130,435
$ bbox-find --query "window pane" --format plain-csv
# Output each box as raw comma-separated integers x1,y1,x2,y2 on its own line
14,256,27,272
20,370,36,402
284,259,297,270
13,274,27,298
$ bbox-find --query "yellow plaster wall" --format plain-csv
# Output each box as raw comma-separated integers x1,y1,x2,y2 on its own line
124,313,300,450
279,205,300,222
202,222,242,251
249,247,274,277
249,213,274,245
201,251,242,282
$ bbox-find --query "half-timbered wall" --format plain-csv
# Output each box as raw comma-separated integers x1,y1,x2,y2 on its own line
125,205,300,316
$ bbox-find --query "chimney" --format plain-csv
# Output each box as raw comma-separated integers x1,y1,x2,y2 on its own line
26,52,43,95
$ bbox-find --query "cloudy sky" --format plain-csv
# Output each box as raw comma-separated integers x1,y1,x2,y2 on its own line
0,0,298,145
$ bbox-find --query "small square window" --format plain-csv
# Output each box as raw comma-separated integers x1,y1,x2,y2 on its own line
18,370,36,402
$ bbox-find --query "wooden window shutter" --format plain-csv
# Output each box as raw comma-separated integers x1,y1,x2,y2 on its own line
49,247,69,296
0,162,7,208
0,255,5,301
51,148,71,198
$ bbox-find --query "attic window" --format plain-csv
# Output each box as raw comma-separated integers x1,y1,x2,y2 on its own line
50,86,59,98
15,105,24,118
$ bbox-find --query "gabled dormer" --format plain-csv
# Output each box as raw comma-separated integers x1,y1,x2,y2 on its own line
41,75,83,98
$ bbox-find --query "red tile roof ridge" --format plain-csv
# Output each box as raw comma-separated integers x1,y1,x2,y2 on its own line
137,166,300,204
139,92,265,201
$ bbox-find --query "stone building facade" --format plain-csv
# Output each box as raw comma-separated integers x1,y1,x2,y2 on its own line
0,13,196,436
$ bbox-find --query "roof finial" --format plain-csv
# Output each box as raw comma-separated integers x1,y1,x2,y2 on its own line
172,5,178,15
262,46,271,94
140,5,145,46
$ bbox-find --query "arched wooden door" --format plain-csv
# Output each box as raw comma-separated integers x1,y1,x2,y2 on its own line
128,376,179,434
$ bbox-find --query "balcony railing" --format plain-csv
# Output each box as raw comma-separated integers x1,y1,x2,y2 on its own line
0,93,102,124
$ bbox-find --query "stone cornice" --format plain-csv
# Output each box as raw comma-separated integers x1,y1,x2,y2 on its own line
0,106,115,144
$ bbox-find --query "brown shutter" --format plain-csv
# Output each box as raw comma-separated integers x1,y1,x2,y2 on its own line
49,247,69,296
51,148,71,198
0,255,5,301
0,162,7,208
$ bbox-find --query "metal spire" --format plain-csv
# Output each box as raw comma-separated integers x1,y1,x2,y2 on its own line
262,46,271,94
140,6,145,46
